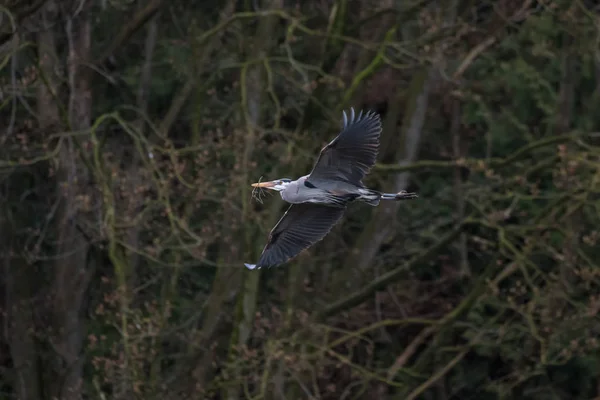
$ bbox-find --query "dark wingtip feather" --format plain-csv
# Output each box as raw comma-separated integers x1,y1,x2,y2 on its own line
341,108,381,129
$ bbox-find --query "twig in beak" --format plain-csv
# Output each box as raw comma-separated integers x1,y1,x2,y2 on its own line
251,176,269,204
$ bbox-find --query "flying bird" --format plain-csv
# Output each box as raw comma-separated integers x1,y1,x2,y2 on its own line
245,108,417,270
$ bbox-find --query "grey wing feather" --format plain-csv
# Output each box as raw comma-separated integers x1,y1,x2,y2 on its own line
247,204,345,269
308,108,381,185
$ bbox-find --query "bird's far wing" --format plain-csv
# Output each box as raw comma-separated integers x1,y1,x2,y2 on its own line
245,203,345,269
307,108,382,185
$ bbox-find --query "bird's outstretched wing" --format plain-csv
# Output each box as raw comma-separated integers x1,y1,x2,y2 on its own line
307,108,381,186
244,203,345,269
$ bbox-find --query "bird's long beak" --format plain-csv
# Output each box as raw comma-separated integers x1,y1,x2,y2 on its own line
251,181,276,188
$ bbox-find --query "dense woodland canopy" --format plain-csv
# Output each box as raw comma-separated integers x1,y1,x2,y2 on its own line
1,0,600,399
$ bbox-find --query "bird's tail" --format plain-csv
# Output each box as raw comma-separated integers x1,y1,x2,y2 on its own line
359,189,418,206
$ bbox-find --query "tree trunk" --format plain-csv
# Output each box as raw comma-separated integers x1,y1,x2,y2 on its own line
223,0,283,398
555,46,577,287
6,3,58,399
451,98,469,276
336,67,435,292
49,5,93,399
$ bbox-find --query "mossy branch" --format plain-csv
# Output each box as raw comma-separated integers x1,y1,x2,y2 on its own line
338,27,396,109
96,0,164,66
374,131,590,173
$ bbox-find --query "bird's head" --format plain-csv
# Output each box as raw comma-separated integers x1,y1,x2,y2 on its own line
251,178,292,192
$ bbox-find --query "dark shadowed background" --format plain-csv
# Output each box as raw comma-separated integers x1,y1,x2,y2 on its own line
1,0,600,399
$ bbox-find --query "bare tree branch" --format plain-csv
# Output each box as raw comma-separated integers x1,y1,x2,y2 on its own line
95,0,164,66
317,221,469,320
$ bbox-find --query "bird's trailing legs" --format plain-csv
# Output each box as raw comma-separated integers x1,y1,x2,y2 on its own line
380,190,418,200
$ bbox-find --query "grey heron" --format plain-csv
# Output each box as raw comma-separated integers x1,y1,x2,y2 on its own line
244,108,417,270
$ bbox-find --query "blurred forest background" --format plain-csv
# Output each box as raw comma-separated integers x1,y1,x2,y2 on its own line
1,0,600,399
